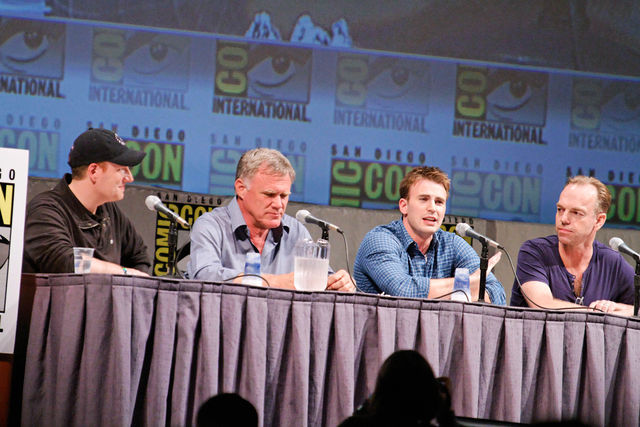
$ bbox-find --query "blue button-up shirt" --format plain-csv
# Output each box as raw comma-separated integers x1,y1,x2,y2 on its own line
188,197,312,282
353,219,506,305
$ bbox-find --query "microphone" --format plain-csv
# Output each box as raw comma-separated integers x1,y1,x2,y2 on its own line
609,237,640,262
296,209,343,233
455,223,503,249
145,195,189,227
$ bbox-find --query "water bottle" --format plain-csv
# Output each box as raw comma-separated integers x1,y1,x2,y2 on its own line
243,252,262,286
451,268,470,302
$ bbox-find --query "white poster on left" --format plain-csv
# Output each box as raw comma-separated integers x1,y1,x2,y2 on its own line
0,147,29,354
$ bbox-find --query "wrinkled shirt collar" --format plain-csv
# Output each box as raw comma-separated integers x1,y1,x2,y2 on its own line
392,218,441,255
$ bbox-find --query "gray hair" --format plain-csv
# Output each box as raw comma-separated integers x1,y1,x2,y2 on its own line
235,148,296,183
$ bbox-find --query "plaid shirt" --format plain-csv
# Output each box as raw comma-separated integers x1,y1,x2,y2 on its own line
354,219,506,305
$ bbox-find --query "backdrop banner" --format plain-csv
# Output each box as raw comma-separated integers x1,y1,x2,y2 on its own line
1,14,639,228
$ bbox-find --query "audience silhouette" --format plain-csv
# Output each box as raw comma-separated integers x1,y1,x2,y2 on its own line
196,393,258,427
339,350,456,426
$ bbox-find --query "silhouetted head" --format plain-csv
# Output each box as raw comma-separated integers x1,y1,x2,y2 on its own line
368,350,444,424
196,393,258,427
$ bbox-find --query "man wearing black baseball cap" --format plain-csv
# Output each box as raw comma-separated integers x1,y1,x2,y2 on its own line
23,128,151,275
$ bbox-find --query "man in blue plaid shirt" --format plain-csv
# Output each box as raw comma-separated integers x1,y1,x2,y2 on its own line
353,166,506,304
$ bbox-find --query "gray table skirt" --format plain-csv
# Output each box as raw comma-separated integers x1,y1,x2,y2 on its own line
21,274,640,426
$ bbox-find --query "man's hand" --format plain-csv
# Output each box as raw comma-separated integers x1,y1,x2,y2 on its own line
589,300,634,316
470,252,502,283
260,272,295,289
469,252,502,301
124,268,150,277
326,269,356,292
91,258,150,276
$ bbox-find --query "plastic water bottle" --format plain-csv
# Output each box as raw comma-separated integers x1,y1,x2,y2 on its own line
243,252,262,286
451,268,471,302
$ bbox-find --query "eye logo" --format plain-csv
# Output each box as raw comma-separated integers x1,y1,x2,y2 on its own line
215,41,311,102
89,30,189,109
571,78,640,133
333,53,430,133
213,41,312,121
0,18,65,78
336,54,429,114
91,30,190,90
455,66,548,126
453,66,548,145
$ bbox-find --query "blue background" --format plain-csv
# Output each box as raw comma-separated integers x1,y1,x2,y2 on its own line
1,8,639,227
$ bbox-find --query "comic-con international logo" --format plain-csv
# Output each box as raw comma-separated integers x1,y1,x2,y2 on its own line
125,137,184,189
605,181,640,227
569,78,640,154
152,198,217,276
209,145,305,199
565,165,640,227
453,66,548,145
334,53,429,133
0,18,65,98
213,41,311,122
0,182,14,311
449,167,543,222
89,29,190,109
330,158,419,209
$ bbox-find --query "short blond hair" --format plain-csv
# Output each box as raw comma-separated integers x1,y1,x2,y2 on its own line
565,175,611,214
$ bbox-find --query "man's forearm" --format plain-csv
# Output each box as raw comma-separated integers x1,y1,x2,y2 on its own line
90,258,148,276
426,277,455,299
261,272,295,289
523,293,585,310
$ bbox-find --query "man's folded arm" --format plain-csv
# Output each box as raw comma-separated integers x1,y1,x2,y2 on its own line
358,233,451,298
24,202,76,273
519,280,583,309
361,250,430,298
119,212,151,272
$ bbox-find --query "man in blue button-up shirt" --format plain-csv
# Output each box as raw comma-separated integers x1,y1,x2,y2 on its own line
188,148,354,291
353,166,506,304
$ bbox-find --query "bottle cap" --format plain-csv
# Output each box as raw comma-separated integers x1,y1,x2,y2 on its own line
245,252,261,263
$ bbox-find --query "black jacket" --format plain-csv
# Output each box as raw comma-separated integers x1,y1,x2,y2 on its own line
23,174,150,273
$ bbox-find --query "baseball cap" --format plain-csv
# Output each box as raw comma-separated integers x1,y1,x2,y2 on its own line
68,128,146,168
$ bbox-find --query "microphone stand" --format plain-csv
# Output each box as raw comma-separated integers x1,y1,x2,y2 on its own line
635,261,639,317
167,218,178,278
320,225,329,241
478,242,488,302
